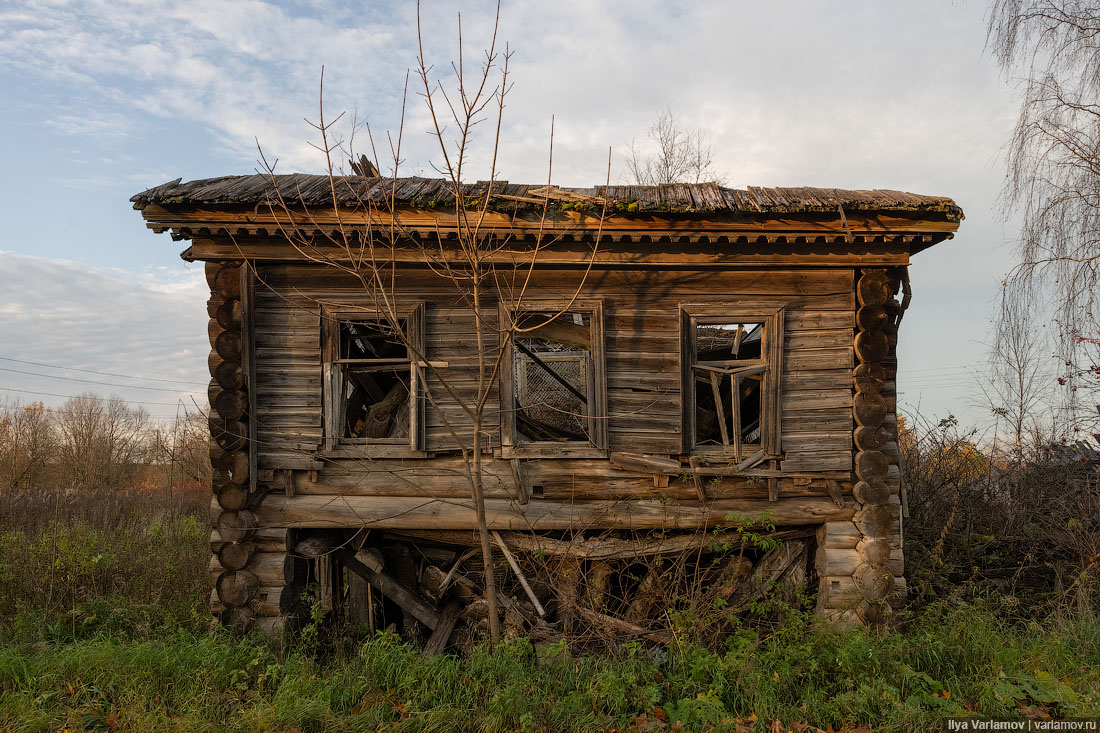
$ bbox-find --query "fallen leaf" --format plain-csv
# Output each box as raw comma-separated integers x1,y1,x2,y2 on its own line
1017,702,1051,721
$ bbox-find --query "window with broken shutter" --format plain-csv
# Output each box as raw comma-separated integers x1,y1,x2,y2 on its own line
679,305,784,469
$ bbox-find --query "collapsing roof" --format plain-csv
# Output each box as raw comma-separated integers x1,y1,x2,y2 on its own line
132,174,963,220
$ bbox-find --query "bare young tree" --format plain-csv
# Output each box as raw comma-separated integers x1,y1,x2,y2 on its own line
255,3,608,644
625,108,723,185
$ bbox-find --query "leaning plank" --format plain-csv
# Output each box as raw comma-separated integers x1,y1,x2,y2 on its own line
422,601,462,657
609,452,680,474
336,548,440,629
254,495,854,530
492,531,546,617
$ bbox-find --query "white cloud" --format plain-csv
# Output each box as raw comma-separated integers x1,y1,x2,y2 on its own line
0,250,208,419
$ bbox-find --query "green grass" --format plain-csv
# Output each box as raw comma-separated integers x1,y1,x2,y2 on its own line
0,604,1097,732
1,488,1098,731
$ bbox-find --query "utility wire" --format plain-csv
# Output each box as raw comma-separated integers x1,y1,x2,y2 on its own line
0,355,207,386
0,386,202,408
0,366,203,393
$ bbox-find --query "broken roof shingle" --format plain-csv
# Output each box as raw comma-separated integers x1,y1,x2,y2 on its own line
131,174,963,220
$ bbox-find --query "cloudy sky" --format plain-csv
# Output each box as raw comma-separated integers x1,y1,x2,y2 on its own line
0,0,1045,425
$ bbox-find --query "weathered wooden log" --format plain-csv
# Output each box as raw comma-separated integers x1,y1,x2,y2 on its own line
257,616,288,639
213,359,245,391
854,451,889,482
731,540,809,606
855,330,889,364
209,416,247,451
217,541,255,571
853,504,897,537
501,527,816,561
857,537,891,565
816,520,860,549
213,264,242,298
253,495,855,530
209,550,292,586
210,527,288,553
853,362,886,393
221,605,255,630
853,390,887,427
575,607,672,645
856,270,890,306
587,560,612,610
854,425,888,452
216,509,257,542
556,557,582,633
216,298,242,331
624,567,666,623
215,330,243,361
423,601,462,657
857,599,892,625
852,480,890,506
214,390,248,422
855,304,888,331
363,381,408,438
217,569,259,606
337,548,440,629
815,546,861,577
818,575,860,610
205,261,221,290
609,452,680,475
222,450,249,486
713,556,754,601
854,563,893,598
252,586,295,617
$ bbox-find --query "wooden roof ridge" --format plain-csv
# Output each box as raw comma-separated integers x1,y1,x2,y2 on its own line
131,174,963,221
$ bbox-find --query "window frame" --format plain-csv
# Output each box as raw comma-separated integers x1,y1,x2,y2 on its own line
321,303,427,458
679,304,784,463
499,299,608,459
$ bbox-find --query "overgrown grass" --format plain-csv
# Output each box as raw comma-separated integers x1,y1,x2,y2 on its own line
0,604,1097,732
0,486,210,639
1,486,1098,731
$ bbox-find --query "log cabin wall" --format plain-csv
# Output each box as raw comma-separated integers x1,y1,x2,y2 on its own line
248,262,855,497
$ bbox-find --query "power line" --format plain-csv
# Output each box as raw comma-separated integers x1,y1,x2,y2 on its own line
0,355,207,386
0,386,204,408
0,366,204,393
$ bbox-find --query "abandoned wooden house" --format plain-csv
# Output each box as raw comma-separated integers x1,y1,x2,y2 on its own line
132,175,962,644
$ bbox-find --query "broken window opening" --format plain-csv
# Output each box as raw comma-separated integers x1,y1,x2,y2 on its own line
689,319,769,458
323,305,425,452
338,319,411,440
513,311,594,444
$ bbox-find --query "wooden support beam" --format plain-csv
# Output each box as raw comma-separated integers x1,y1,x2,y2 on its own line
336,548,440,629
255,494,854,530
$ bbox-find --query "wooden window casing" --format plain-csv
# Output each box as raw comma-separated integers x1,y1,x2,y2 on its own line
679,305,784,466
321,303,426,457
499,300,608,459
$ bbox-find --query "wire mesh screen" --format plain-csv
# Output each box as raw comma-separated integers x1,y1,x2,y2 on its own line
515,351,588,441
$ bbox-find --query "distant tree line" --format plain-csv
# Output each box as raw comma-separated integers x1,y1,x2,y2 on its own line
0,394,210,492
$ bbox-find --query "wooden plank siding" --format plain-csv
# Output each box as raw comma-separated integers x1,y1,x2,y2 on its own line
250,261,855,497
